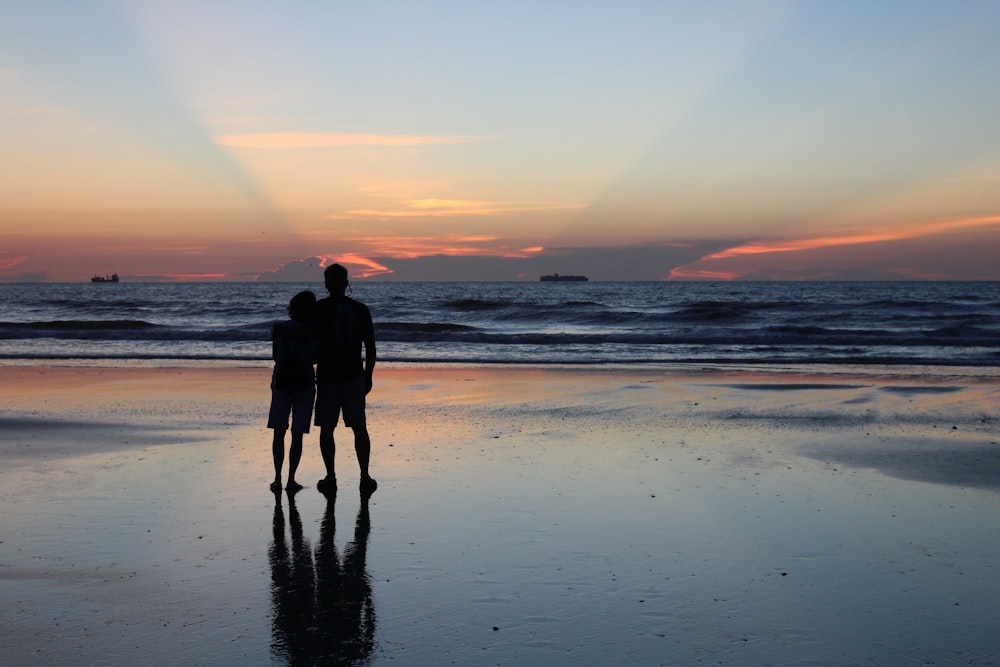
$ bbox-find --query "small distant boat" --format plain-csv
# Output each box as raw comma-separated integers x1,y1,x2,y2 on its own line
91,273,120,283
540,273,588,282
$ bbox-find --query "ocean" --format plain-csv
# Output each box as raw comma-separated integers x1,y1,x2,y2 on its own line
1,281,998,371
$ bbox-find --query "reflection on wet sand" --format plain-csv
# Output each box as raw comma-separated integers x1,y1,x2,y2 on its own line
269,490,375,665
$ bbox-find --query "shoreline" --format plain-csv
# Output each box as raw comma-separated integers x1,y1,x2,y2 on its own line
2,364,999,665
3,358,1000,374
3,357,1000,373
2,363,997,485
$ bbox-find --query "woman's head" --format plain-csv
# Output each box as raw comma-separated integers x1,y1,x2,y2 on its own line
287,290,316,321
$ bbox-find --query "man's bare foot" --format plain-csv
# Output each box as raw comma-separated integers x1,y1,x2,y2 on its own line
285,480,303,493
269,480,282,492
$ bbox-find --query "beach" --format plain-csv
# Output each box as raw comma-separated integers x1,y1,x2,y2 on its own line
1,364,999,665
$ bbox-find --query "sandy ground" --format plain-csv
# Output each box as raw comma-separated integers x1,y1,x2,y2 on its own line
1,364,999,666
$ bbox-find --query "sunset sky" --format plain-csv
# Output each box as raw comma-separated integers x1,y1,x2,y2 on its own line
3,1,999,282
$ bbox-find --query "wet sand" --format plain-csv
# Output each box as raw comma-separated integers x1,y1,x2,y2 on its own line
1,365,999,665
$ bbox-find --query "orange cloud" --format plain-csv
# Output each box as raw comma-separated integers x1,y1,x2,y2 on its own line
667,214,1000,280
327,199,583,220
309,236,545,277
457,236,500,243
352,235,545,260
668,267,740,280
316,254,393,279
705,214,1000,261
408,199,491,210
704,233,898,259
216,133,483,149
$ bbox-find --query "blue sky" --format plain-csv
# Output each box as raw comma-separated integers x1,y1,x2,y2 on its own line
2,1,999,281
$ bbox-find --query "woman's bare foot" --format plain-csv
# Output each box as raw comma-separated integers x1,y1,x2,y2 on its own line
317,477,337,495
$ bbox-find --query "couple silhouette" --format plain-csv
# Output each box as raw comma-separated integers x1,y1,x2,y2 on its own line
268,263,377,495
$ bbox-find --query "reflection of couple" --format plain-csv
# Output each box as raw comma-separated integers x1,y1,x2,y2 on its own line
269,489,375,665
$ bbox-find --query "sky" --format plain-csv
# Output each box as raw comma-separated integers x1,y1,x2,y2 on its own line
2,0,999,282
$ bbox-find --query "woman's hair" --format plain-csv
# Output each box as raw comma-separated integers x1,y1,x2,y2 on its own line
287,290,317,321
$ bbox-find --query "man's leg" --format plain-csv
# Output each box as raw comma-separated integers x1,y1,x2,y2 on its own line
318,425,337,491
343,376,376,491
354,425,376,491
353,425,371,477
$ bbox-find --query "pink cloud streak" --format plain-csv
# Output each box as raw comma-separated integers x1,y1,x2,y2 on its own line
705,214,1000,261
0,255,28,270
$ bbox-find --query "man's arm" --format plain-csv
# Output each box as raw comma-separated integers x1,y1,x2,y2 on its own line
363,330,376,394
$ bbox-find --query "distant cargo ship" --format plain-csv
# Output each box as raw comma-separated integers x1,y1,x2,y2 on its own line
539,273,588,282
91,273,119,283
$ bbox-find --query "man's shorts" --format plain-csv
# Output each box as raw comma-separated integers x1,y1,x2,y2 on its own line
267,385,315,434
314,376,367,428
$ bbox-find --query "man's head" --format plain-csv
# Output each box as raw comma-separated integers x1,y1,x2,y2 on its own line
324,263,349,294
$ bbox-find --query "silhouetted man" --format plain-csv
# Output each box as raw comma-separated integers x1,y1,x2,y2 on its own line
313,263,377,494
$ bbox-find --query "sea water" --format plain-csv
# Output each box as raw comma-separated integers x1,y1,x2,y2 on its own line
0,281,998,369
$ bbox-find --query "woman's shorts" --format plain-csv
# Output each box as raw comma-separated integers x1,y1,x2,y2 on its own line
267,385,315,433
314,376,367,428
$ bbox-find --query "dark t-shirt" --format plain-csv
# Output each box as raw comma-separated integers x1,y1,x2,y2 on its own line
271,318,317,390
312,296,374,383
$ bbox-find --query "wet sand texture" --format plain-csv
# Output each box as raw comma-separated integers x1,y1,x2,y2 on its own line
2,366,998,665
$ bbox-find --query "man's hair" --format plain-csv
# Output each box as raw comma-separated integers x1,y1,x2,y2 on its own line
324,263,349,289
